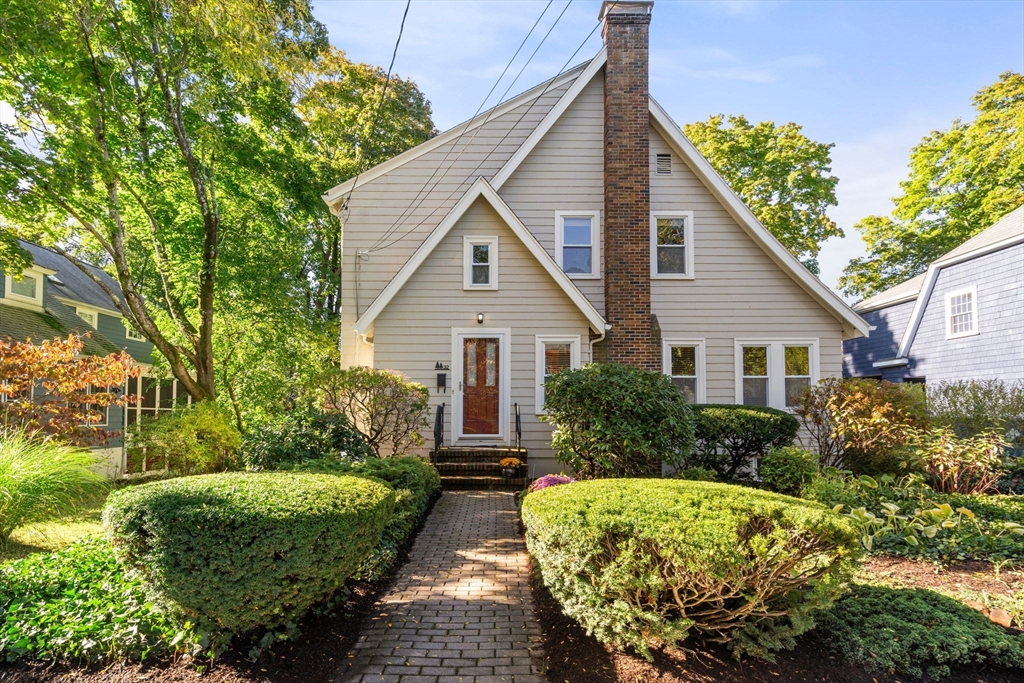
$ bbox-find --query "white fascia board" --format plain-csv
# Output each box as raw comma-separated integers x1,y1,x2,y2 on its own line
872,357,910,368
491,47,607,190
853,291,921,313
353,177,605,336
647,99,871,340
321,63,591,209
54,296,123,319
933,233,1024,267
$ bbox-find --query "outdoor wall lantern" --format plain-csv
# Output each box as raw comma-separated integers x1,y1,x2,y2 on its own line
477,312,485,324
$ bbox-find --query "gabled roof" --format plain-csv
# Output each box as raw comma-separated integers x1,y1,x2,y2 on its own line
854,204,1024,314
18,241,124,315
354,177,606,336
0,293,122,356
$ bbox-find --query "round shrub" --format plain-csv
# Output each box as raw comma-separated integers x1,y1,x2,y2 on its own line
291,456,441,581
521,478,859,660
104,472,394,645
126,401,241,476
816,585,1024,678
688,404,800,479
240,409,373,470
541,363,695,478
759,446,817,495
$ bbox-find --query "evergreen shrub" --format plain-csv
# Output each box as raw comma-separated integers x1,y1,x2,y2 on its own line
521,478,859,660
759,446,817,495
688,404,800,479
104,472,394,644
240,409,372,470
292,457,440,580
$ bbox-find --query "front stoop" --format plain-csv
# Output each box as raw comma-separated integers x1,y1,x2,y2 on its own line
431,447,529,490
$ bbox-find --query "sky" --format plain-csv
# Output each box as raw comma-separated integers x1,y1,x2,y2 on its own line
313,0,1024,300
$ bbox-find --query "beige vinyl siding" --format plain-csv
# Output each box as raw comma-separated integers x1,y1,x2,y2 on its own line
338,80,576,366
499,74,605,309
372,197,592,474
649,126,846,402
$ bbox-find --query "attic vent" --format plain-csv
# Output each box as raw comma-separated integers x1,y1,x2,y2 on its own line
656,154,672,175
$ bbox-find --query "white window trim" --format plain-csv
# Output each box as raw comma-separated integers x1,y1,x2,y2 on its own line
76,305,99,329
463,236,499,291
451,328,511,444
662,338,706,403
650,211,695,280
125,325,146,342
554,210,601,279
945,285,979,339
535,335,581,415
4,268,46,308
733,339,820,411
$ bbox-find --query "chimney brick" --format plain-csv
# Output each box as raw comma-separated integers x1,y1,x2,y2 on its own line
599,1,658,370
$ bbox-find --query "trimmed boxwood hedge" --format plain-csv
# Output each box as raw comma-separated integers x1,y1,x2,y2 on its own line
522,479,859,660
291,456,441,581
689,404,801,479
104,472,394,644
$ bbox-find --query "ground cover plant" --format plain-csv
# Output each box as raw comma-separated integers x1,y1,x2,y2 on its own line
541,363,695,478
687,404,799,479
104,472,395,650
522,478,859,660
0,431,109,542
0,537,197,663
806,469,1024,563
291,456,440,581
815,584,1024,679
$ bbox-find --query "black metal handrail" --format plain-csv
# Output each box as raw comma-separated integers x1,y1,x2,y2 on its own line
432,402,445,459
514,402,522,450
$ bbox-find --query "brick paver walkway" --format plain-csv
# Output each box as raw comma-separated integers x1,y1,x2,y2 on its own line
335,490,545,683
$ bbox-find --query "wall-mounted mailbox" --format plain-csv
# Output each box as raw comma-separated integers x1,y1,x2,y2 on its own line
434,361,450,392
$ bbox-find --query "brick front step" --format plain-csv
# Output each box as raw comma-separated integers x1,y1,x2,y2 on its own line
435,461,507,475
440,475,527,490
431,447,528,463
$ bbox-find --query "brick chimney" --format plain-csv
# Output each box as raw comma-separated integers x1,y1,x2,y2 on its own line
600,1,657,370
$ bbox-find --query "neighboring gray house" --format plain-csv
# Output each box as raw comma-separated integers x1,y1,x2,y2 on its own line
322,1,869,480
844,205,1024,384
0,240,191,476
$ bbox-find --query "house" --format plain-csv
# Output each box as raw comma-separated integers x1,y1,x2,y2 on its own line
322,1,868,478
843,205,1024,384
0,240,191,476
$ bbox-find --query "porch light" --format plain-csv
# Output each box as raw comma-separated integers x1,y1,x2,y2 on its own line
477,313,484,324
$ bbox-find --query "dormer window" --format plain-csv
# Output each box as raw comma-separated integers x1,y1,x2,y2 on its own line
4,268,47,308
76,307,97,328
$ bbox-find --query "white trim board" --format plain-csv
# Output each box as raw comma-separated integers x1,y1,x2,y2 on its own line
353,177,606,336
321,61,593,209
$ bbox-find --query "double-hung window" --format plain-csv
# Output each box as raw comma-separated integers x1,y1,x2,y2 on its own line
463,236,499,290
555,211,599,278
535,335,580,413
735,340,819,410
662,339,705,403
945,286,978,338
651,211,694,278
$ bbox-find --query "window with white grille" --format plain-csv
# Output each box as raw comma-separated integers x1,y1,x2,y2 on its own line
945,286,978,338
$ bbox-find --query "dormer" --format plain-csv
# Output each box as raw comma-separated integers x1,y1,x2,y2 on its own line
2,264,57,311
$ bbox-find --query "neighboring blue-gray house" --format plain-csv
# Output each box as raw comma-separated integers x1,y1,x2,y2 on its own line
843,205,1024,384
1,241,190,476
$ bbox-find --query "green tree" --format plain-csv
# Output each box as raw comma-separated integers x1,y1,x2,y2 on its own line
840,72,1024,299
684,114,841,274
0,0,327,400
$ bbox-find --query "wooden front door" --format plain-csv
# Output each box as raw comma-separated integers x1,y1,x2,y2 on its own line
462,337,501,435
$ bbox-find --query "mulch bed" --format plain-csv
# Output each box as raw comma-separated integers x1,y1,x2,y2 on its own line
862,556,1024,598
530,561,1024,683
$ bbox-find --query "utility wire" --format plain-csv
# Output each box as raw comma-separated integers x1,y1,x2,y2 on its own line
340,0,412,216
370,0,606,254
366,0,556,251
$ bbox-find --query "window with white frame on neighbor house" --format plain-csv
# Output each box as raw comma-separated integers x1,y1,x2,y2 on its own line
664,341,704,403
535,336,579,413
463,236,498,290
76,308,96,328
738,341,817,410
945,286,978,338
651,212,694,278
6,271,43,305
556,212,599,278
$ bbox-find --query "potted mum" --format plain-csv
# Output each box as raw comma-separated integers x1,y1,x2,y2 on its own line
500,457,524,478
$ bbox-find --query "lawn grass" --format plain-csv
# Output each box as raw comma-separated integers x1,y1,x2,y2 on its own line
0,498,105,563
